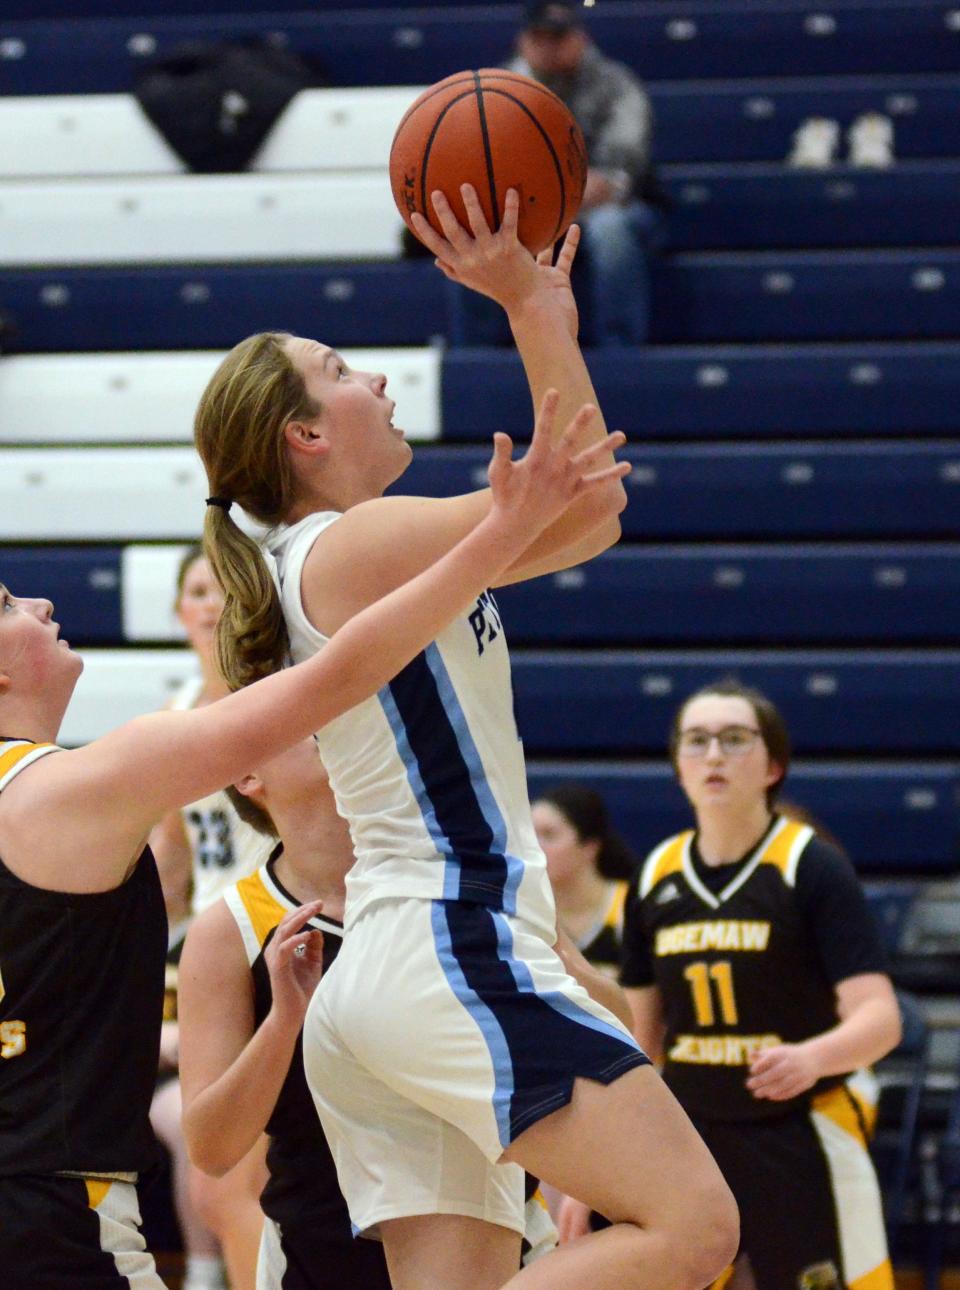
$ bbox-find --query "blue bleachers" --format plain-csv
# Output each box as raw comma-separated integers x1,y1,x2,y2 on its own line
397,442,960,539
8,543,958,647
525,761,960,873
511,650,960,753
662,161,960,251
651,74,960,164
1,3,956,96
653,250,960,343
2,250,955,352
1,546,123,642
0,263,447,353
442,344,960,439
493,545,960,645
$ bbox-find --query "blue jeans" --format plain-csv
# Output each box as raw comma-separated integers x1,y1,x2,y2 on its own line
578,198,664,345
446,198,665,347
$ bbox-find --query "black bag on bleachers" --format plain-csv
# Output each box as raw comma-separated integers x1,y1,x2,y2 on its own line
134,40,311,172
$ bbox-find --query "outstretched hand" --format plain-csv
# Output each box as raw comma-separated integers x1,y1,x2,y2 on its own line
487,389,629,540
410,185,580,337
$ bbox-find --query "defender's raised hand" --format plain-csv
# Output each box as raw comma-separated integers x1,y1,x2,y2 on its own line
486,389,630,540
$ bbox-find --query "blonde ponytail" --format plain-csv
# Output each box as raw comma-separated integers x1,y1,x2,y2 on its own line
194,332,321,689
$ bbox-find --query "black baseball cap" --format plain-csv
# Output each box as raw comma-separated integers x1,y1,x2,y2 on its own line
522,2,582,35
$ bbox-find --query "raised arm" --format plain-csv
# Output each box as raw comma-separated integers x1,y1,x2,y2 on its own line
410,185,628,577
13,403,629,890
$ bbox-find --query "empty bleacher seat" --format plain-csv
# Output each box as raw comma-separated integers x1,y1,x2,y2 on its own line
0,3,954,96
662,160,960,251
2,159,953,271
49,646,960,754
7,542,959,647
0,263,446,353
653,250,960,344
0,348,440,444
442,344,960,438
3,437,954,541
509,650,960,754
525,760,960,873
0,172,402,264
398,442,960,539
493,544,960,645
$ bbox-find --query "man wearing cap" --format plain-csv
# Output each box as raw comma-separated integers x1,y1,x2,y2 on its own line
509,0,667,345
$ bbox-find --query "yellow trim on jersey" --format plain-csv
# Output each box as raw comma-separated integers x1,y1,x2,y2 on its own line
761,818,814,885
708,1266,735,1290
604,880,628,931
849,1260,894,1290
234,869,287,951
639,832,692,898
812,1084,867,1147
85,1179,112,1210
0,740,58,789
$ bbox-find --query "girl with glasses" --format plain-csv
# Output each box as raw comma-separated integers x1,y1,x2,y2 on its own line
619,678,901,1290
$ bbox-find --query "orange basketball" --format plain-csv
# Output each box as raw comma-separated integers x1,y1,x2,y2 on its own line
389,69,587,256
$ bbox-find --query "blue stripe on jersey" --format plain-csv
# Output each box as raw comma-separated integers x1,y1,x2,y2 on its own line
435,902,648,1148
422,643,526,915
430,902,515,1147
381,645,514,906
378,682,461,897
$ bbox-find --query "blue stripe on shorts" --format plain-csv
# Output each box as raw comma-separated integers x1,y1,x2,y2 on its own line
432,901,649,1149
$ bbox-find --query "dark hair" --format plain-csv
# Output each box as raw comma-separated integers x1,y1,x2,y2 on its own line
669,677,791,808
535,782,637,881
776,798,847,856
225,783,277,839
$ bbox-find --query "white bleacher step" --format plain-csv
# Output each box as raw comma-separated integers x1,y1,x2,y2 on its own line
0,172,403,264
0,87,421,179
64,648,198,746
0,347,439,448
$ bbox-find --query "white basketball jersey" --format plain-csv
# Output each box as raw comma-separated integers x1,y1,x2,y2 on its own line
266,512,556,937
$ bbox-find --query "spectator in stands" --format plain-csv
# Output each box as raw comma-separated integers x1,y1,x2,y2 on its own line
510,0,667,345
611,678,901,1289
148,546,272,1290
532,782,637,975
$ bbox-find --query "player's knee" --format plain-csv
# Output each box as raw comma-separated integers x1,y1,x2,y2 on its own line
671,1176,740,1289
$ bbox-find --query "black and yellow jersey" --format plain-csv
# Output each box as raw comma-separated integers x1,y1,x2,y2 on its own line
621,815,887,1122
575,879,629,975
0,738,166,1176
223,848,350,1233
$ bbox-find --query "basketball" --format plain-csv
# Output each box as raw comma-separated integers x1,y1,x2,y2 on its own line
389,69,587,255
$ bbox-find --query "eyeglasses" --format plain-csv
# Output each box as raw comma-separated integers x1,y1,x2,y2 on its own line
677,726,762,758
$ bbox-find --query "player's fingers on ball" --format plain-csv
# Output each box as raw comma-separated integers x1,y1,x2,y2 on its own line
460,184,491,237
536,243,555,267
500,187,520,234
409,210,446,255
431,190,471,245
